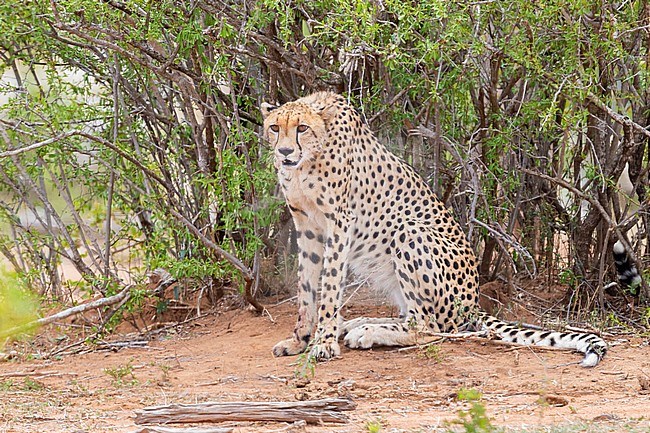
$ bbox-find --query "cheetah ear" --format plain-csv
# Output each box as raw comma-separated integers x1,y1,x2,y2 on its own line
261,102,279,119
317,105,338,123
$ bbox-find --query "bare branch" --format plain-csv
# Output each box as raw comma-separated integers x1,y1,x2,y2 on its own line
0,131,81,158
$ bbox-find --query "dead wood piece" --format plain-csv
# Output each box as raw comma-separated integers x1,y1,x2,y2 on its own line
149,268,177,296
135,427,233,433
0,370,76,379
538,394,569,407
134,398,356,425
97,340,149,349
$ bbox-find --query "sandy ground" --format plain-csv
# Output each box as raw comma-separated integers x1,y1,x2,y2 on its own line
0,298,649,433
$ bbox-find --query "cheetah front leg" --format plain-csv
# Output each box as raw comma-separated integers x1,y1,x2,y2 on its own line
272,223,325,357
309,217,354,361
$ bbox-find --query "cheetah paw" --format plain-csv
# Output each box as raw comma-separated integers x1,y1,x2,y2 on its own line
309,341,341,361
340,318,368,336
343,326,374,349
272,338,307,357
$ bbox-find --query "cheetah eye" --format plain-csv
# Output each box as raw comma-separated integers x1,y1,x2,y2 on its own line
269,125,279,133
296,124,309,133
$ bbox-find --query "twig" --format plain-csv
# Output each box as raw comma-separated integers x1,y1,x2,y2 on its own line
262,308,276,324
47,339,87,358
501,342,576,353
0,131,81,158
96,340,150,349
585,93,650,140
470,218,536,276
271,296,297,307
520,169,629,252
368,88,411,124
0,370,76,379
134,427,234,433
104,53,120,281
395,330,488,352
396,330,580,355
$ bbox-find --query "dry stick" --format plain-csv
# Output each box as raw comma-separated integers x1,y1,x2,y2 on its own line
0,131,82,158
104,53,120,281
0,285,131,340
135,427,234,433
134,399,356,426
0,370,75,379
470,218,536,276
521,168,627,247
395,330,579,354
47,338,87,358
585,93,650,140
395,331,486,352
368,87,411,124
598,230,611,310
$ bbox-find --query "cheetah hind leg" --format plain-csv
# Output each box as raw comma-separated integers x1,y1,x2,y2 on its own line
340,317,405,337
344,319,426,348
345,223,458,350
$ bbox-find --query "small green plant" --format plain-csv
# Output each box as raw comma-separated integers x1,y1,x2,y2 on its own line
0,379,15,391
604,312,635,333
21,377,44,391
158,363,172,383
365,418,383,433
69,379,89,394
0,377,46,391
448,388,496,433
419,343,445,362
558,268,577,288
104,362,138,387
626,277,643,297
294,352,317,379
407,316,418,330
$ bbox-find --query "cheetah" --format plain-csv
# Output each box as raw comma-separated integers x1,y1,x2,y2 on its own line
262,91,607,367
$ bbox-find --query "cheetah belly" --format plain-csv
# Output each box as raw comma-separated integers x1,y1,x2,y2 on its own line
347,234,407,316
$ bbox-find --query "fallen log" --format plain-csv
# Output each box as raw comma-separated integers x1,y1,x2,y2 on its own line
134,398,356,425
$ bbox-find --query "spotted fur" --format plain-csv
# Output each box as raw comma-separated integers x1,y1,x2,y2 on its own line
262,92,607,367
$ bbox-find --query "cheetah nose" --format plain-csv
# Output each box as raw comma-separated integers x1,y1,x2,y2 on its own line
278,147,294,157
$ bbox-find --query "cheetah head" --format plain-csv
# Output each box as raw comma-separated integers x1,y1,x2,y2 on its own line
261,101,327,170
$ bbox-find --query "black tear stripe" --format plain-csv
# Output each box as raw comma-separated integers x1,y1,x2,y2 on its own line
288,205,308,217
294,116,303,152
295,133,303,152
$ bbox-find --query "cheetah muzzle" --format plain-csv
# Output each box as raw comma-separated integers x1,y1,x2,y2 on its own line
262,91,608,368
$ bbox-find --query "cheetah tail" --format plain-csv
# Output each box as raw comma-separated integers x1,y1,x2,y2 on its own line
478,313,607,367
613,241,642,294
